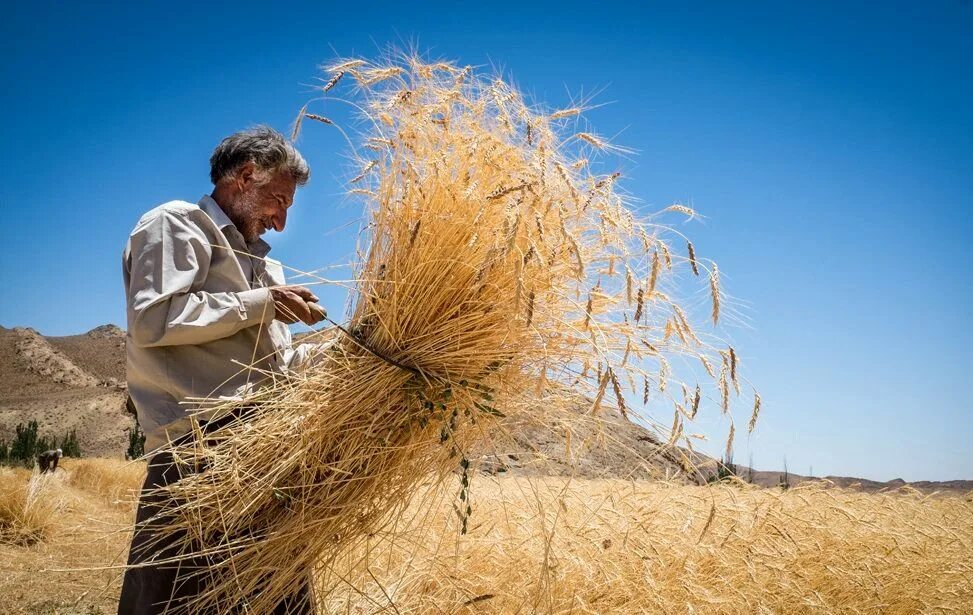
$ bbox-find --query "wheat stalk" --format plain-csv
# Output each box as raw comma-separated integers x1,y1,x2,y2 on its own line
688,241,699,276
748,391,762,433
664,203,698,220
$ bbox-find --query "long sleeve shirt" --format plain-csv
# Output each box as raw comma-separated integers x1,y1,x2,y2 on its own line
123,195,303,451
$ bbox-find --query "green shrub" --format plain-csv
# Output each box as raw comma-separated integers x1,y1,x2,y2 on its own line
126,423,145,460
60,429,81,457
8,421,39,467
1,421,83,467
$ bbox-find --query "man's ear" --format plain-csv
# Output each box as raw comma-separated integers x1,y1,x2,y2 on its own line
236,161,257,191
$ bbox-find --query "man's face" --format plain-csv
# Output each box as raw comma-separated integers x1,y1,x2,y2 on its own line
230,167,298,243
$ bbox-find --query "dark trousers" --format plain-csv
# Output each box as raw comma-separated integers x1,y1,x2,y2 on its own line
118,417,314,614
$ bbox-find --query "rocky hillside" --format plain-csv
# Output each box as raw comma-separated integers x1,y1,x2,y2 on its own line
0,325,700,482
46,324,127,385
478,395,707,483
0,325,133,457
1,324,970,493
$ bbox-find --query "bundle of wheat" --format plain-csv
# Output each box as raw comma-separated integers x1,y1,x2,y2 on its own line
0,468,63,545
145,54,754,612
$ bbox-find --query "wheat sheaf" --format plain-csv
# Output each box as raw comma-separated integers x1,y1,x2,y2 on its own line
140,53,755,613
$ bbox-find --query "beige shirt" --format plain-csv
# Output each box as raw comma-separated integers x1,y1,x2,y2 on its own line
123,195,312,451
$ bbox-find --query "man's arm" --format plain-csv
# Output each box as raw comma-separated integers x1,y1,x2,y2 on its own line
125,208,275,348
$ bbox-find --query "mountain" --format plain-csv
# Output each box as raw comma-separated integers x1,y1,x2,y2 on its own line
734,468,973,494
477,394,708,483
1,324,970,493
0,325,133,457
0,324,702,482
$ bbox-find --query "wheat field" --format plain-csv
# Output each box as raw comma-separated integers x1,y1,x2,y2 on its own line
0,458,970,614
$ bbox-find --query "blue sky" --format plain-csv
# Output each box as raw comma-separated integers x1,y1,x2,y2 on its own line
1,1,970,481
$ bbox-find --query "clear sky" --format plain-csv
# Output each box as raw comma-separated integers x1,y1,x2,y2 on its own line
1,1,970,482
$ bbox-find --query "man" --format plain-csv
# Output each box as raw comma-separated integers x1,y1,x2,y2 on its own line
37,448,62,473
118,126,326,614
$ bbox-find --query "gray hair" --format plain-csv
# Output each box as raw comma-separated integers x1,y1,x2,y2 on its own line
209,126,310,186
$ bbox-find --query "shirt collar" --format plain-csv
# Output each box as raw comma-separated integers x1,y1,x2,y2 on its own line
198,195,272,259
198,194,235,230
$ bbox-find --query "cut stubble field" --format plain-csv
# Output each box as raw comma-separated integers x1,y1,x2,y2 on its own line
0,458,971,614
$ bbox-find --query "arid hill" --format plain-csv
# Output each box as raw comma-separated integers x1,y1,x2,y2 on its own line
0,325,132,457
1,324,970,493
0,325,702,482
46,324,127,385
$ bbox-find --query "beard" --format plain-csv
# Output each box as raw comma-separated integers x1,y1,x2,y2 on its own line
232,188,266,244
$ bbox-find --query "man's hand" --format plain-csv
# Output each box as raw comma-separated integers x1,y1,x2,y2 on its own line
269,285,327,326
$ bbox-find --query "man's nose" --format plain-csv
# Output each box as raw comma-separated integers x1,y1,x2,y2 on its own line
271,207,287,232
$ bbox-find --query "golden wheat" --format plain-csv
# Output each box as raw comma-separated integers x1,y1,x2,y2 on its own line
0,468,63,545
323,477,973,614
133,54,752,612
2,464,971,613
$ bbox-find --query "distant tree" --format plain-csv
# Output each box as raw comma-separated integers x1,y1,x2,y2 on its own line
2,422,82,467
126,423,146,460
60,429,82,457
35,434,54,456
711,447,737,483
779,457,791,490
9,420,39,467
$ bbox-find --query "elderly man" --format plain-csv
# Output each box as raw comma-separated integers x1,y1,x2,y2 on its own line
118,127,325,615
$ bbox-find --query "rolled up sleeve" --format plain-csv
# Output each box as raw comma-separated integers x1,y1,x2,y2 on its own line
126,209,276,348
282,337,337,374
